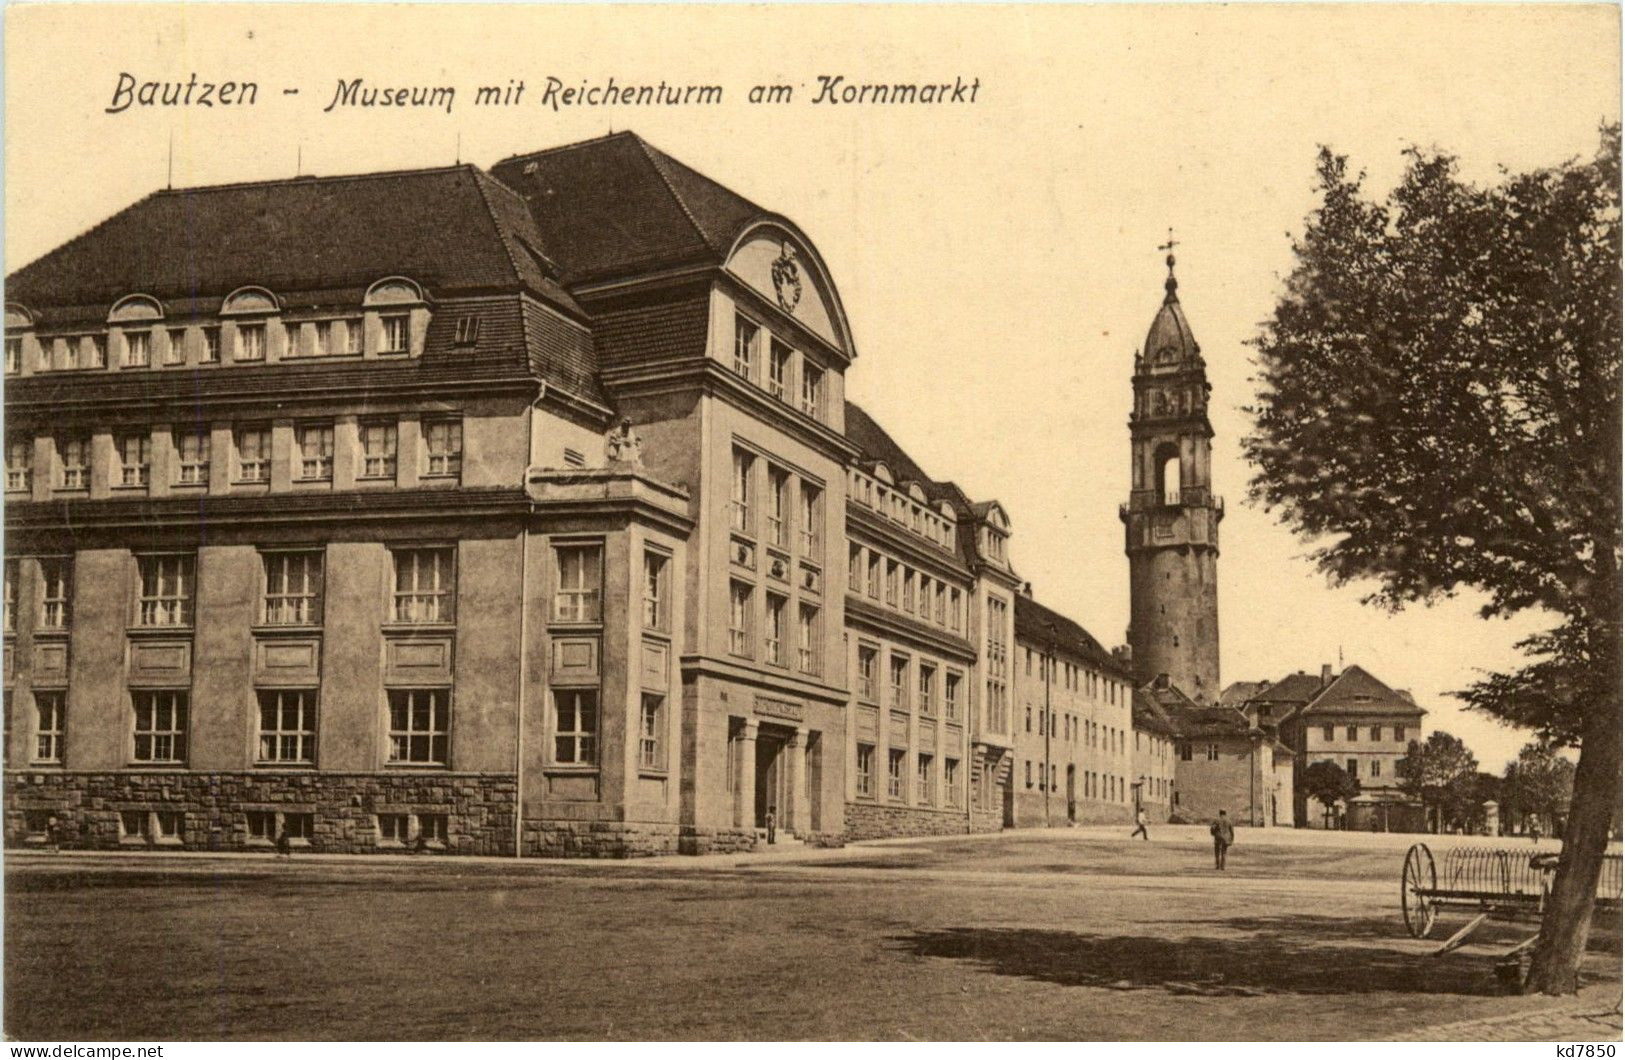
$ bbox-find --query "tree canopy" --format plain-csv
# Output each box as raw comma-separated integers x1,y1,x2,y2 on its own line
1301,760,1361,818
1396,732,1481,830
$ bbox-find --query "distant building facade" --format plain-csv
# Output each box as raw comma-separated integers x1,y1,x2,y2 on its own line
1011,591,1138,827
1227,664,1426,830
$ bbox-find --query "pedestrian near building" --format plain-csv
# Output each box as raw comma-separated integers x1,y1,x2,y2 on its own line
1210,810,1235,870
766,807,777,846
1130,808,1150,841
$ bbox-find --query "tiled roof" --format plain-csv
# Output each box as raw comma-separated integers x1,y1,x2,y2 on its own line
844,401,951,501
7,166,581,319
1219,680,1269,705
490,132,775,285
1140,678,1268,740
1256,671,1332,704
1132,689,1179,737
1013,592,1127,676
1300,664,1427,718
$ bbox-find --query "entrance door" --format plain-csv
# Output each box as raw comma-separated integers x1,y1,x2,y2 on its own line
754,735,781,829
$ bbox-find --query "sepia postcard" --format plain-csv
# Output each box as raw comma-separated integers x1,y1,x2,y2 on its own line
2,1,1621,1047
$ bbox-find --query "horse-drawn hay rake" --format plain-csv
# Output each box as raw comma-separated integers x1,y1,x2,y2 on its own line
1400,842,1623,957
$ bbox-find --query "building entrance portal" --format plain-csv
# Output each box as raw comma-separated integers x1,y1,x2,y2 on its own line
755,732,784,831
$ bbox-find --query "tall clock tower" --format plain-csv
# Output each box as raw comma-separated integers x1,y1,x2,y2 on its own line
1121,248,1222,701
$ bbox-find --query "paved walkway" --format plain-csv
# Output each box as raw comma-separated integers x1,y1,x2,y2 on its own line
1386,987,1622,1041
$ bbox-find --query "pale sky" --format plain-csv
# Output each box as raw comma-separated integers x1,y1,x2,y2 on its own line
6,4,1619,771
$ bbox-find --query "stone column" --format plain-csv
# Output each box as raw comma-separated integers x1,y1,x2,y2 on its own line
733,718,758,830
784,728,806,833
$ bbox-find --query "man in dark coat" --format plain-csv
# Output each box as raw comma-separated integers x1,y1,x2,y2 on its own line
1210,810,1235,870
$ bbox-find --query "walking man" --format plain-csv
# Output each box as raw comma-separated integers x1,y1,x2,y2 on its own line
1210,810,1234,870
1130,808,1150,841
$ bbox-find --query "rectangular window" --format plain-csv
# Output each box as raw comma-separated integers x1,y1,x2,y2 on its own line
767,466,790,547
388,688,449,766
1347,757,1359,777
731,448,754,533
917,753,935,805
856,743,875,798
1323,724,1335,742
296,423,334,481
123,330,151,367
642,550,669,630
283,813,315,843
866,552,881,598
116,433,150,487
857,646,878,702
201,327,221,364
416,813,448,845
377,814,410,845
849,544,863,589
381,314,409,354
887,749,905,800
768,339,792,399
1179,742,1193,761
313,320,334,357
950,588,962,632
263,551,323,626
235,426,272,482
3,559,15,632
132,690,188,763
800,362,824,418
246,811,278,843
764,593,786,665
423,420,462,478
935,584,947,625
5,337,19,373
799,483,821,558
1346,725,1358,741
454,316,481,346
137,554,194,627
393,547,455,624
343,318,363,355
639,693,665,771
796,604,819,675
257,689,316,764
944,672,961,722
885,560,899,607
728,580,753,657
85,335,106,368
889,655,909,710
38,557,70,630
164,328,186,365
6,437,32,492
359,422,398,480
1025,760,1034,788
1395,725,1406,742
552,688,597,765
918,664,936,716
733,316,758,379
552,543,602,623
174,431,211,485
34,691,64,763
282,322,304,358
944,758,961,806
1371,759,1382,778
1370,725,1382,741
58,435,89,489
236,323,265,362
1206,743,1219,761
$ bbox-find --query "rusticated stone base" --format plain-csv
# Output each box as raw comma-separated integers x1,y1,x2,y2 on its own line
4,770,517,855
677,826,758,856
844,800,996,841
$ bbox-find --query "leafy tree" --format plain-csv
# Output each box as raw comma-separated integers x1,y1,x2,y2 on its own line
1503,740,1578,833
1245,125,1620,994
1396,732,1480,832
1301,760,1361,823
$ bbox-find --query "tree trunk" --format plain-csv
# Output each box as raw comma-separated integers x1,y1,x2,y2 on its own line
1524,685,1622,994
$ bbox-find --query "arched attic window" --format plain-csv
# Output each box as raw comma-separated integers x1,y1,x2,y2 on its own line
108,294,166,368
219,287,280,363
1154,442,1182,505
4,304,34,375
363,277,427,357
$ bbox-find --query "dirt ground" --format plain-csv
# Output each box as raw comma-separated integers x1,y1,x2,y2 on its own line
4,827,1619,1041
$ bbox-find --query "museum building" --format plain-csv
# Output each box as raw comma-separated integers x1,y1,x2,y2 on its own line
2,132,1041,854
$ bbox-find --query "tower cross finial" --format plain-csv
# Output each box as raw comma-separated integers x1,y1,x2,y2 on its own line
1158,227,1180,298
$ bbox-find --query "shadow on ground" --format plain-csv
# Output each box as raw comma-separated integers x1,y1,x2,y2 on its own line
896,915,1622,998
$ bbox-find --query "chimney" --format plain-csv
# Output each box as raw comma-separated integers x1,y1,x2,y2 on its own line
1021,581,1033,598
1321,663,1334,686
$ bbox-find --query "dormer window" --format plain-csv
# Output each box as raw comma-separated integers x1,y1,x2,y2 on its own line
313,321,334,357
5,337,19,374
236,323,266,362
454,316,480,347
201,328,221,364
123,330,151,368
164,329,186,366
381,314,409,355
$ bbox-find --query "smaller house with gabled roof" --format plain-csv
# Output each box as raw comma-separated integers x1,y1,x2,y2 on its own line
1225,664,1427,830
1141,676,1294,826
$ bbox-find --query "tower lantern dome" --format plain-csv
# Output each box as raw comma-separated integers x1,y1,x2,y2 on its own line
1142,253,1202,366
